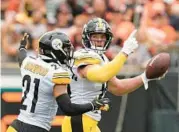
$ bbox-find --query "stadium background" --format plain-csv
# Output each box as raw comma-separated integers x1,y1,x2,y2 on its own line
1,0,179,132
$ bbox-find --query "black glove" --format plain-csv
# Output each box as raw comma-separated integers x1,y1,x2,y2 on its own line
19,33,29,50
91,96,110,111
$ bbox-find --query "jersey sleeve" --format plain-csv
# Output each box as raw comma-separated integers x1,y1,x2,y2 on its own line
73,49,101,67
52,69,71,85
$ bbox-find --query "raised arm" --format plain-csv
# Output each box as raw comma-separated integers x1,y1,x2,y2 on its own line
79,30,139,83
18,33,29,67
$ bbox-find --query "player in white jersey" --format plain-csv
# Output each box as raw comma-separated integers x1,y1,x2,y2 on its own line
6,31,110,132
62,18,167,132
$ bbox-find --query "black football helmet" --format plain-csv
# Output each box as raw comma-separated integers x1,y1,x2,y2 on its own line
38,31,74,67
82,18,113,54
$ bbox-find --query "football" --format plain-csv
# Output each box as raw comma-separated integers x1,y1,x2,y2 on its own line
146,52,170,79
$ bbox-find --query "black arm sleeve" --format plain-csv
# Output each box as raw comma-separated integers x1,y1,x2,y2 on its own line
18,48,27,67
56,93,93,116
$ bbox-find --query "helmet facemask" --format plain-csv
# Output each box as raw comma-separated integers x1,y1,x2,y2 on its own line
61,45,74,68
82,18,113,54
87,32,112,54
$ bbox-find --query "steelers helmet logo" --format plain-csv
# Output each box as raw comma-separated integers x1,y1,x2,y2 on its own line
95,22,106,31
52,39,63,50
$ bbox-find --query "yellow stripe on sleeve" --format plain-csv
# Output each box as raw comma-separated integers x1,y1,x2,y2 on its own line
54,72,69,76
52,77,71,84
53,72,69,78
53,74,69,78
74,58,101,66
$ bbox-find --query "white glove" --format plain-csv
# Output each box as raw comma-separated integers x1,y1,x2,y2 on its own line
121,29,139,55
141,71,168,90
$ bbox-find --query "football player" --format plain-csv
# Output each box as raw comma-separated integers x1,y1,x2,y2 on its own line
6,31,110,132
61,18,166,132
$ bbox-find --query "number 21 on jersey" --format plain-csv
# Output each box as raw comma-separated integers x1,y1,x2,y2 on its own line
20,75,40,113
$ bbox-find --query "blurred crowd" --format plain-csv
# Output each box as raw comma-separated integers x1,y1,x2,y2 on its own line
1,0,179,69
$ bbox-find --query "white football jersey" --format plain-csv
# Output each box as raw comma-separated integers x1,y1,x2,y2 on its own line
70,49,109,121
18,57,71,131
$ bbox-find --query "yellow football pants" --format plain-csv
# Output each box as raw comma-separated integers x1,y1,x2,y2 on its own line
6,126,17,132
62,114,101,132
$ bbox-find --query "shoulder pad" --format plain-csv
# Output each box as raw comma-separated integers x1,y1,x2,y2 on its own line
52,68,71,85
74,49,101,66
74,49,101,59
21,56,32,68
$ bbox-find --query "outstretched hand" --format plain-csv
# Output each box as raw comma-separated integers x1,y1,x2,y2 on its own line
141,70,168,90
19,33,29,50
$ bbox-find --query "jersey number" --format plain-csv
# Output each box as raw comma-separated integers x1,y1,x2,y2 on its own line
20,75,40,113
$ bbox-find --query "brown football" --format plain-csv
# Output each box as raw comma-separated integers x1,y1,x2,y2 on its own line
146,53,170,79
